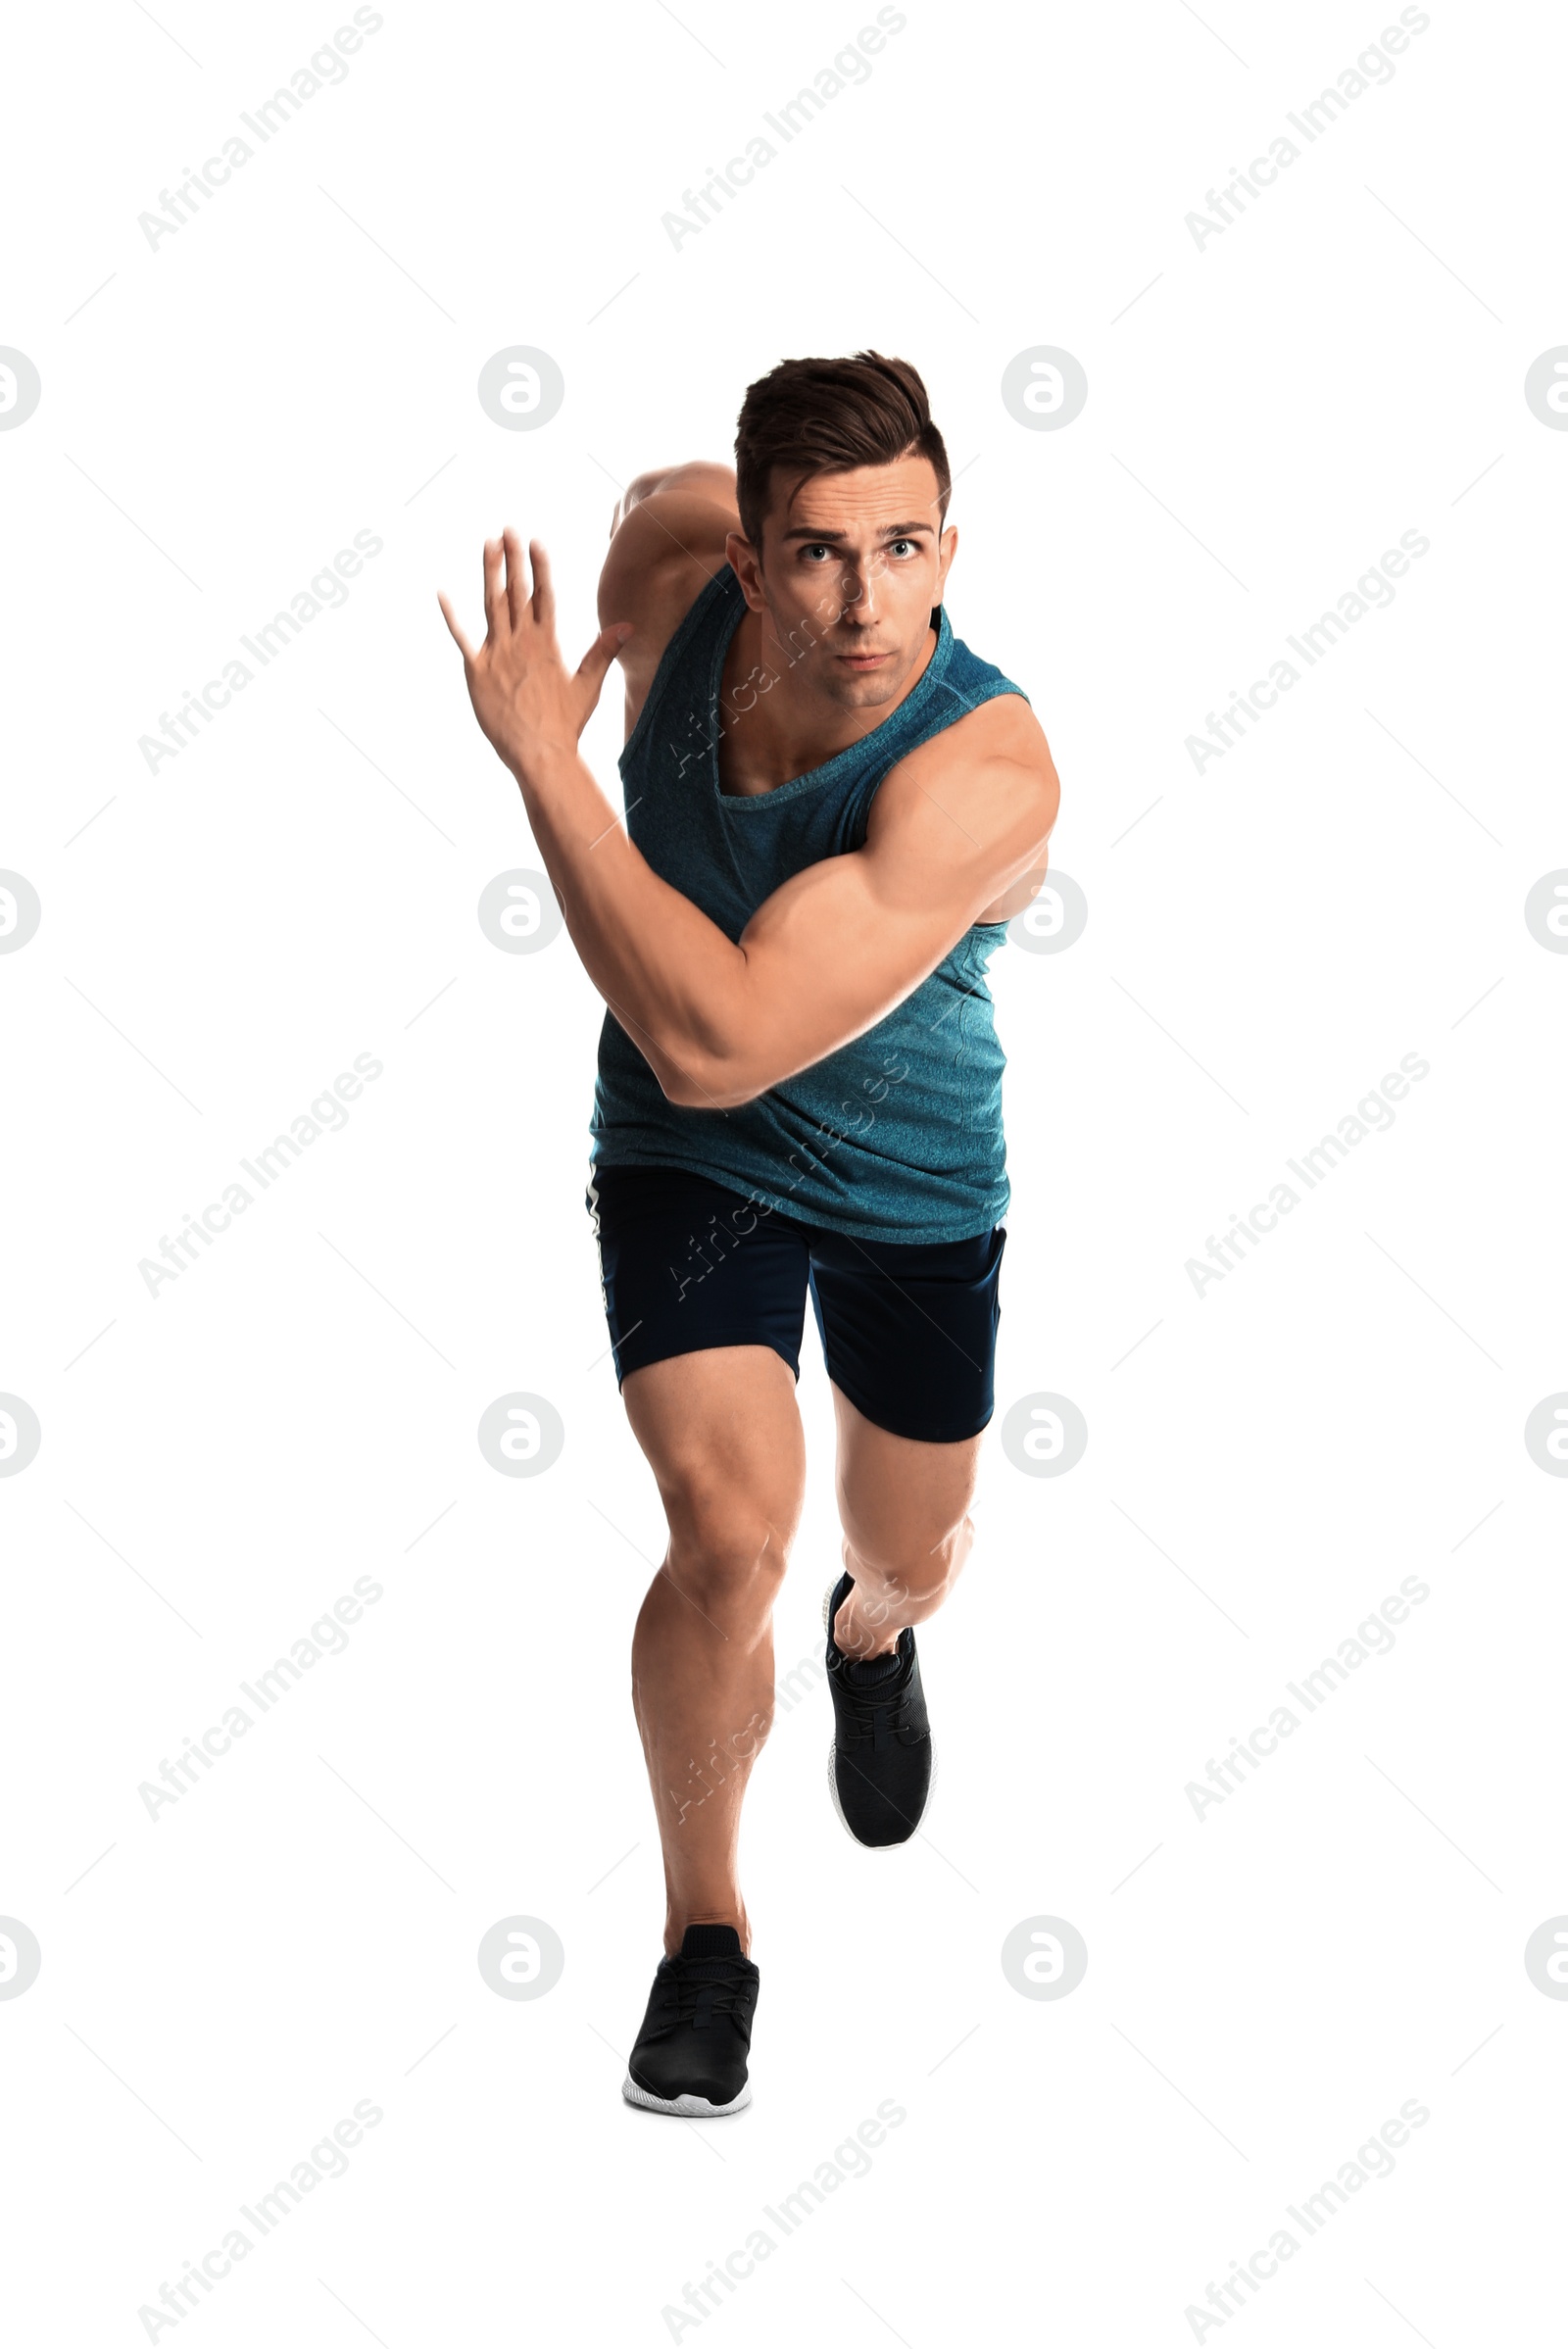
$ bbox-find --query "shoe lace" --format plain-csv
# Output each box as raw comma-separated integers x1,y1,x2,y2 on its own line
668,1956,753,2030
839,1673,911,1753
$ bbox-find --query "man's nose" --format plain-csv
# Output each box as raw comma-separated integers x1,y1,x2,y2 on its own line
838,563,877,621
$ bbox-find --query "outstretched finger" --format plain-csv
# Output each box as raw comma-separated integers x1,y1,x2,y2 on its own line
437,590,475,662
481,535,507,641
501,526,528,631
529,537,556,635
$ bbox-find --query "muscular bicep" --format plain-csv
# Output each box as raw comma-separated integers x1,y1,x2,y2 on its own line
722,730,1057,1098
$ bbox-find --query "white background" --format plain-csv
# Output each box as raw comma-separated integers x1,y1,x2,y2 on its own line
3,0,1566,2340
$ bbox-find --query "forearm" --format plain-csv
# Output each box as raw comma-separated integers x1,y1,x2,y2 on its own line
445,530,1045,1112
514,745,750,1105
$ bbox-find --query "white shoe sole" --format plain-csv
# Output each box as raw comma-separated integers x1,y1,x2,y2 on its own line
822,1583,937,1847
622,2074,753,2117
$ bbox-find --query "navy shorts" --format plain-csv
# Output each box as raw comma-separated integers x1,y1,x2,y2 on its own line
585,1162,1005,1444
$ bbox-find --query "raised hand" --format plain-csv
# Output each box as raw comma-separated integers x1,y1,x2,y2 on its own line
438,527,631,780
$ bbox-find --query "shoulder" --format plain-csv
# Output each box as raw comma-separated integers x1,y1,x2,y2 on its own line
598,478,740,725
872,688,1058,858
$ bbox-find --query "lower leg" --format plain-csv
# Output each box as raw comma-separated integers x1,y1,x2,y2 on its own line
631,1538,781,1955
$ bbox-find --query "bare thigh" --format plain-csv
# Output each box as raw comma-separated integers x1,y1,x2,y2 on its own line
831,1381,982,1607
621,1345,808,1616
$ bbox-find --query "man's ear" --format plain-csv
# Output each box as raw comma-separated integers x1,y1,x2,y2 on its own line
726,529,766,612
928,522,957,612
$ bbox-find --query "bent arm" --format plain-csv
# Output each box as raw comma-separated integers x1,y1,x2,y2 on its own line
446,529,1057,1108
517,702,1057,1110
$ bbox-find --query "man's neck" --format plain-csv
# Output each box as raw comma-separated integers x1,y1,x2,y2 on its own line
714,605,939,798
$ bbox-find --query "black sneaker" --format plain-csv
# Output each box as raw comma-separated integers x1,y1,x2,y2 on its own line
621,1925,760,2116
823,1571,935,1847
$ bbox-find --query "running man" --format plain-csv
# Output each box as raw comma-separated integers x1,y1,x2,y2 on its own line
441,352,1059,2116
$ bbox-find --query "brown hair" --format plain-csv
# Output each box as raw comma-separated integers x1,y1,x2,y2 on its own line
733,351,951,556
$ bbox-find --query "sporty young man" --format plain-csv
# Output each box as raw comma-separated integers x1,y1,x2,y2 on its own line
441,353,1059,2117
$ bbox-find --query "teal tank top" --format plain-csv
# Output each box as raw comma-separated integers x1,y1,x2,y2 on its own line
588,565,1029,1245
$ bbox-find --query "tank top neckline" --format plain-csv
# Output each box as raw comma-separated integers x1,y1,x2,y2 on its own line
704,566,956,814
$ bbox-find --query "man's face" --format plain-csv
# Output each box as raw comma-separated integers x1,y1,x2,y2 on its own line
729,453,956,712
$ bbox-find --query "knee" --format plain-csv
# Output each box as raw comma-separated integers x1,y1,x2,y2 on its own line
662,1474,791,1635
847,1509,973,1613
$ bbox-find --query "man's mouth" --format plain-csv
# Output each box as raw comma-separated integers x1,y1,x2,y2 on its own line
835,649,891,668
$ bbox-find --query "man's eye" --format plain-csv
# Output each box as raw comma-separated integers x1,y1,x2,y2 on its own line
801,545,832,561
889,539,915,557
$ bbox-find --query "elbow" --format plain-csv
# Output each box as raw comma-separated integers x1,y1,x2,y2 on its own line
657,1049,763,1111
651,981,768,1108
